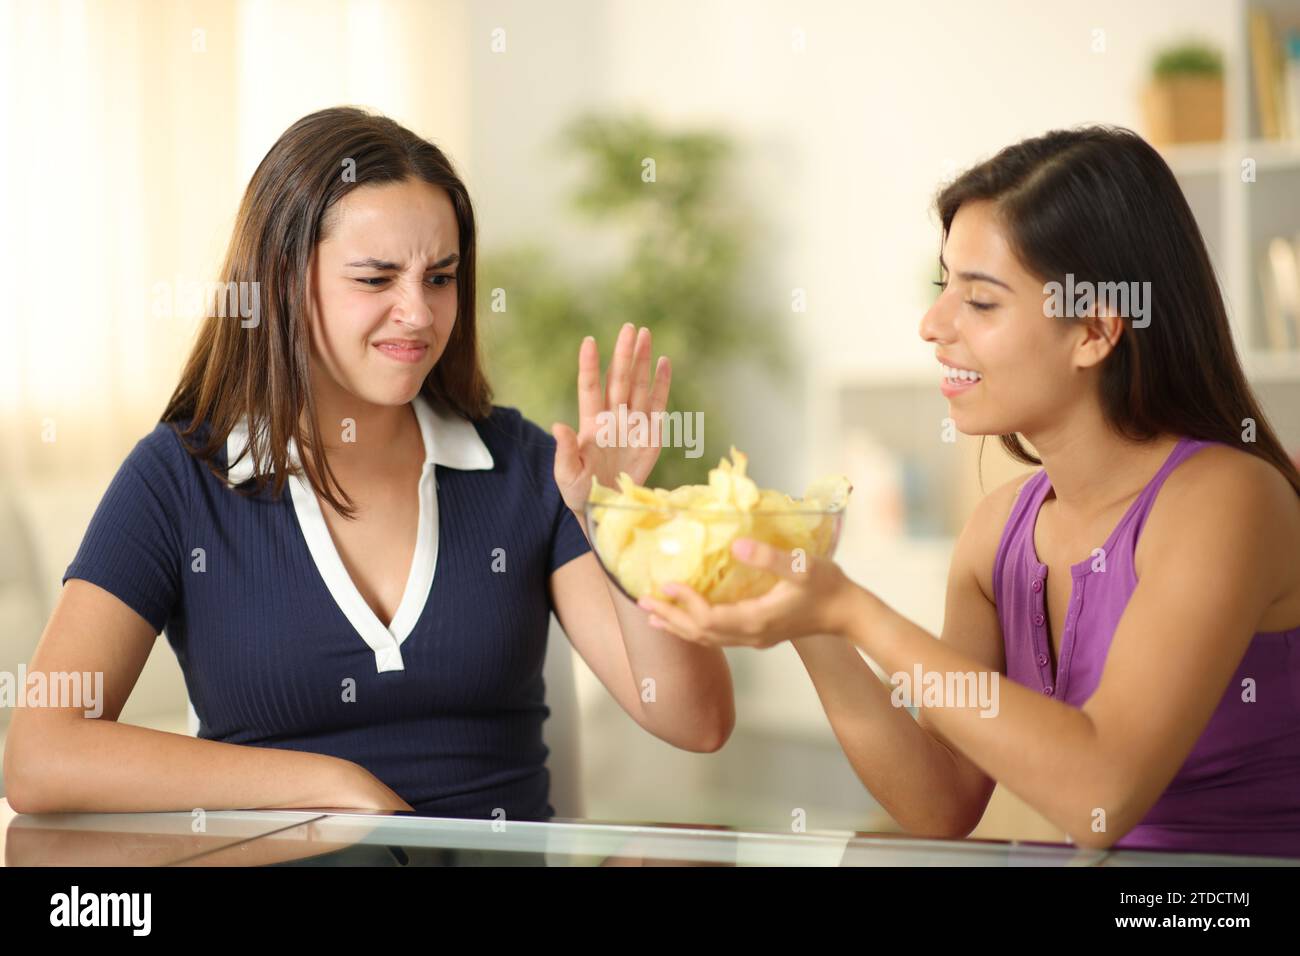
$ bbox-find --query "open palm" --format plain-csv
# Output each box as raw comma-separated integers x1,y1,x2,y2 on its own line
552,323,673,515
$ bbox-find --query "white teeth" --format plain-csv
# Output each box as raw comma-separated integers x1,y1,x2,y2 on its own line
941,363,982,383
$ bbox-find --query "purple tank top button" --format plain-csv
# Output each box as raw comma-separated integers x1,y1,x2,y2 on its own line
1038,653,1049,666
1033,613,1045,626
1043,685,1054,695
1032,579,1042,592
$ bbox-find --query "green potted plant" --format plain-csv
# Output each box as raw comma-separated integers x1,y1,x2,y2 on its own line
479,114,789,490
1142,40,1225,145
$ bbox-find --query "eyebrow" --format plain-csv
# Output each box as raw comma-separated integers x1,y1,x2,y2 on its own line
938,255,1013,292
344,253,460,270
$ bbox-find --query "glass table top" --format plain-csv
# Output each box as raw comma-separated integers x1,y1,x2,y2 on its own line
3,800,1295,867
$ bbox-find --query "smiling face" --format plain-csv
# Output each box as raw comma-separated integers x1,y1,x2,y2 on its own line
918,199,1114,439
305,177,461,410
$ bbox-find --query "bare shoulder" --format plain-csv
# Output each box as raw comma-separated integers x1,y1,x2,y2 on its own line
1145,441,1300,608
959,470,1039,602
1154,442,1298,528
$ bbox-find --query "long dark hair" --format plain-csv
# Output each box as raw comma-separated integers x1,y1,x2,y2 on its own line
936,125,1300,497
162,106,493,517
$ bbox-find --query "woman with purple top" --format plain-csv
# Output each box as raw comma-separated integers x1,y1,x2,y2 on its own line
641,126,1300,858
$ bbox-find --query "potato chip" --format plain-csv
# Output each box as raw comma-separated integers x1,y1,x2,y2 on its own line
587,447,852,604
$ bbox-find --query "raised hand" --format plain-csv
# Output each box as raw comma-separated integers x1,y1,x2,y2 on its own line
552,323,672,516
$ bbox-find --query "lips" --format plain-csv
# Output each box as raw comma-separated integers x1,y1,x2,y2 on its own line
373,341,429,364
937,357,982,396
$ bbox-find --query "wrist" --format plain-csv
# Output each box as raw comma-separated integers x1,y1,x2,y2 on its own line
825,575,876,641
572,507,592,542
297,755,365,810
328,755,365,789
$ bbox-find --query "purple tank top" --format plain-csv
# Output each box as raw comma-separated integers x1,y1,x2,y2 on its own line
993,435,1300,858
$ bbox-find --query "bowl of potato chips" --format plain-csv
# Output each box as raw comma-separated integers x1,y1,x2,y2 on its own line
585,447,852,605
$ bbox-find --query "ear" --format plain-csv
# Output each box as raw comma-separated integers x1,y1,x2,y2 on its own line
1072,309,1124,371
298,249,320,326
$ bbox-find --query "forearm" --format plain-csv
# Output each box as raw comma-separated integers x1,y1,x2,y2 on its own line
576,512,735,752
842,588,1114,844
7,717,359,814
792,632,988,836
611,580,735,751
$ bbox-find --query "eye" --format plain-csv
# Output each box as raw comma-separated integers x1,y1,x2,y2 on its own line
935,276,993,310
353,274,457,288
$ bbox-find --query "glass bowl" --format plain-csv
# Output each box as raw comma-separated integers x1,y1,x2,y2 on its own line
584,495,848,605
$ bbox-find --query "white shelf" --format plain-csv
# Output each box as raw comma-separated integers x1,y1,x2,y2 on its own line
1163,138,1300,176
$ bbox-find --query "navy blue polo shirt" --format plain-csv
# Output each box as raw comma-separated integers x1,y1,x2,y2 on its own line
62,394,592,820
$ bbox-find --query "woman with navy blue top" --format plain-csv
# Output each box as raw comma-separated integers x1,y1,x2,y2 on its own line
4,107,735,819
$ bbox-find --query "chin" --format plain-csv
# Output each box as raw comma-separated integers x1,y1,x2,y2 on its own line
349,378,426,408
948,411,1010,438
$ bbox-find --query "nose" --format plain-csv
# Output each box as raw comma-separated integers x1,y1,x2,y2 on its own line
391,274,436,329
919,288,955,347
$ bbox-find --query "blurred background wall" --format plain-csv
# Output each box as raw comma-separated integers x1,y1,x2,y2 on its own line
2,0,1298,841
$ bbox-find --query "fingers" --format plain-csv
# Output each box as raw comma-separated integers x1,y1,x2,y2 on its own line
605,322,637,410
640,582,758,645
731,538,806,584
665,581,769,637
648,354,672,416
661,581,710,617
576,336,602,432
637,591,701,643
629,326,653,412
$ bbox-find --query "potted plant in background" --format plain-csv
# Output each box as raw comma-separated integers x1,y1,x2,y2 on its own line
479,114,789,490
1141,40,1225,146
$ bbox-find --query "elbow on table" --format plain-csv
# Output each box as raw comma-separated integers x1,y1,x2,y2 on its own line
3,738,52,815
3,715,85,815
1069,818,1139,851
1063,788,1142,851
903,801,987,842
4,777,51,815
1069,827,1123,851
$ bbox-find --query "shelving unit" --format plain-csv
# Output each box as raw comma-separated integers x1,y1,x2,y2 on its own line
1161,0,1300,449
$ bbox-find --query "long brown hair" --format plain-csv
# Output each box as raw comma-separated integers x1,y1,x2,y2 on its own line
936,125,1300,497
161,106,493,517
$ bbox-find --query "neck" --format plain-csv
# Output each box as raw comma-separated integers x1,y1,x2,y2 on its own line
1022,404,1178,519
302,381,422,469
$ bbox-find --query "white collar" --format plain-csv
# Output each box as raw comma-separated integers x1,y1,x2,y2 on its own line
225,391,494,486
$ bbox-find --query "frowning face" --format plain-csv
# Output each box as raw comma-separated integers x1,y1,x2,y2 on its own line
306,177,461,410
